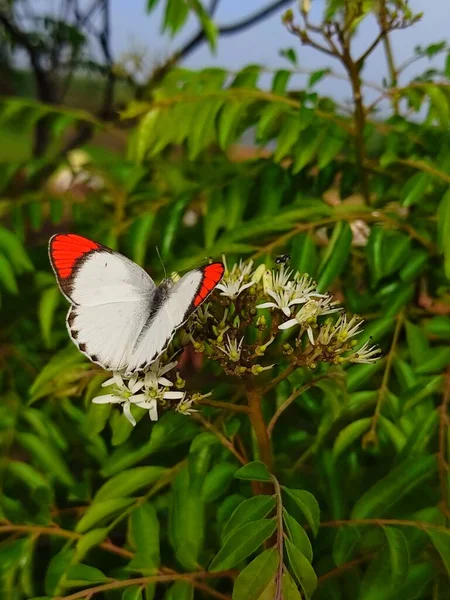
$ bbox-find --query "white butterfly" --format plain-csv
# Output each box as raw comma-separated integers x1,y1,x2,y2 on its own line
49,233,224,374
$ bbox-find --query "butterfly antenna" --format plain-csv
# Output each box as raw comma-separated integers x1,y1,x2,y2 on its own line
155,246,167,279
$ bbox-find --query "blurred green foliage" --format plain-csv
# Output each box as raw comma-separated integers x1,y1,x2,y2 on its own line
0,1,450,599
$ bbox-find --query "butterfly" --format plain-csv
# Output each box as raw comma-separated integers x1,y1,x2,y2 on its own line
49,233,224,374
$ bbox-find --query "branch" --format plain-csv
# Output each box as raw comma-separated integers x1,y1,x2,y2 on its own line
357,29,388,66
196,397,250,413
176,0,292,61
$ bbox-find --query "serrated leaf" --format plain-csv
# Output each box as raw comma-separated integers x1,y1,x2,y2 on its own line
209,519,276,572
232,548,279,600
282,488,320,536
234,461,271,482
285,537,317,599
222,495,276,542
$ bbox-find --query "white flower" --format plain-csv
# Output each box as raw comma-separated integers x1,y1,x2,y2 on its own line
335,315,364,342
347,339,381,363
176,395,199,416
218,335,244,362
257,288,306,317
216,256,255,300
278,296,341,344
92,372,146,427
257,271,323,317
144,357,178,389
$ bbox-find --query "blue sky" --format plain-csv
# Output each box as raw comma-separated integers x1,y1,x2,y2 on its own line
106,0,448,105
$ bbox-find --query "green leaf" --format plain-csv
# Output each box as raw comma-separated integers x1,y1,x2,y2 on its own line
65,564,110,586
274,115,302,162
232,548,279,600
203,462,238,502
94,466,167,503
0,253,18,294
279,48,297,65
316,128,346,169
426,84,449,126
351,455,437,519
401,172,431,207
283,509,313,562
291,232,318,278
282,487,320,535
130,503,160,566
0,225,33,272
285,538,317,599
129,213,156,266
437,188,450,279
222,495,276,542
378,417,407,453
366,227,411,284
317,221,353,292
209,519,276,572
75,498,135,533
45,548,74,596
405,320,430,366
332,526,361,566
16,432,75,487
415,346,450,374
332,418,372,461
74,528,109,563
272,70,291,94
38,286,60,349
169,467,205,571
427,529,450,576
234,461,272,482
122,586,143,600
383,526,410,587
291,127,324,173
164,581,193,600
282,569,302,599
191,0,218,52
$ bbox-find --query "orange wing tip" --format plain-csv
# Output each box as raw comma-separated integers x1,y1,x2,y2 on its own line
50,233,100,279
193,262,224,307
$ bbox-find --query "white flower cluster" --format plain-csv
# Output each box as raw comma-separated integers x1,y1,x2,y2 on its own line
92,358,195,426
216,257,380,364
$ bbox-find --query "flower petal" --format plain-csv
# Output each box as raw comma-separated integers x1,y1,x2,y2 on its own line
113,372,125,389
157,376,173,387
129,393,147,403
122,401,136,427
159,361,178,376
278,319,299,330
256,302,276,310
92,394,121,404
101,377,116,388
164,391,185,400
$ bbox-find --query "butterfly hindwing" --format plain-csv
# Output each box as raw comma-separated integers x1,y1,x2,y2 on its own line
126,263,224,373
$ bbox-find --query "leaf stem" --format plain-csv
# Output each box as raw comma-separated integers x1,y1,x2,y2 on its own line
193,414,247,465
246,384,274,475
196,397,250,413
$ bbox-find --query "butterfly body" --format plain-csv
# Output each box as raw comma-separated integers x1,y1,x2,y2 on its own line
49,233,224,373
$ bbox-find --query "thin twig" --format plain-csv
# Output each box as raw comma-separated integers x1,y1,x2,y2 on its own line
267,376,328,438
366,314,403,443
318,556,371,583
196,398,250,413
55,572,232,600
193,414,247,465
